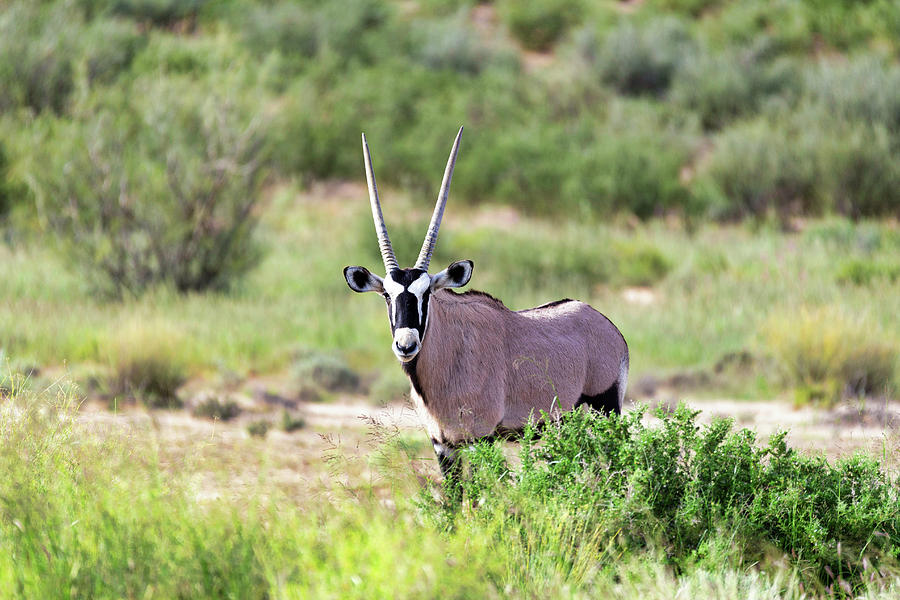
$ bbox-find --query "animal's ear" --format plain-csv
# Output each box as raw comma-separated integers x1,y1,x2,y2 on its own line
431,260,473,290
344,266,384,293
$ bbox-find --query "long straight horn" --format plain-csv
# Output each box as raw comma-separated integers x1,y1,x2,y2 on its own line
414,126,463,271
362,133,399,272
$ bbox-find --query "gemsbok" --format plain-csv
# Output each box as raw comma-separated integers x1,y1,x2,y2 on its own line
343,127,629,481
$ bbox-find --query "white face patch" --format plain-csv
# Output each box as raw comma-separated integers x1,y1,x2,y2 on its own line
382,274,404,325
408,272,431,323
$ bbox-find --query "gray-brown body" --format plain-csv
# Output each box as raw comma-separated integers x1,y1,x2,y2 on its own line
408,289,629,446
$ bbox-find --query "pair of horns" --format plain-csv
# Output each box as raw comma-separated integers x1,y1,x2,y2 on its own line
362,127,463,273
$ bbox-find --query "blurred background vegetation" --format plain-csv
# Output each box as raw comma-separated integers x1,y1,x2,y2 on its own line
0,0,898,406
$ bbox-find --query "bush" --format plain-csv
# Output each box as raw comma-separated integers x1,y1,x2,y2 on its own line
671,45,799,129
498,0,583,51
696,116,819,222
81,18,147,85
0,3,78,114
241,2,319,73
803,57,900,134
595,17,697,96
26,77,268,295
436,406,900,592
192,395,241,421
280,409,306,432
107,319,187,408
246,419,271,437
110,0,203,28
818,122,900,219
411,11,515,75
294,354,360,393
762,306,897,401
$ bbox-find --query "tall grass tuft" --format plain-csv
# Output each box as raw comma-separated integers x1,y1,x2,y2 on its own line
106,318,188,408
762,307,898,403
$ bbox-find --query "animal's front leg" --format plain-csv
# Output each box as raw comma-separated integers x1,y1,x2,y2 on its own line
432,439,462,502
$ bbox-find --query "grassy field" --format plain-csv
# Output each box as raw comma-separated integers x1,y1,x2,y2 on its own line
1,183,898,403
1,379,898,599
2,0,900,597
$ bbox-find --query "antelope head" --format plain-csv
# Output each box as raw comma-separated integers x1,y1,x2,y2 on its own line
343,128,473,363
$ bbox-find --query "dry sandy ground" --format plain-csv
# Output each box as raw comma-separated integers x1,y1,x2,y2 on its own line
73,393,900,503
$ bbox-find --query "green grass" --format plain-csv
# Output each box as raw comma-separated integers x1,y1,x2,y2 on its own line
1,186,899,399
1,379,898,598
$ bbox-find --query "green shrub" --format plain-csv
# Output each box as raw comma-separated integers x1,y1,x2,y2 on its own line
81,18,147,85
803,57,900,133
280,409,306,432
836,259,900,286
568,128,693,219
411,11,516,75
241,2,319,73
498,0,583,51
294,354,360,393
671,45,799,129
26,76,268,295
595,17,697,96
192,395,241,421
762,307,897,401
0,3,78,114
246,419,271,437
439,406,900,592
696,116,819,221
818,122,900,219
107,318,187,408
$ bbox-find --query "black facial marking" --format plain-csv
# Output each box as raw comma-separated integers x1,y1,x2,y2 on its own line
385,268,431,339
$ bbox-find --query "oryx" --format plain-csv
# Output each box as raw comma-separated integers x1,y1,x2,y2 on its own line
343,128,629,480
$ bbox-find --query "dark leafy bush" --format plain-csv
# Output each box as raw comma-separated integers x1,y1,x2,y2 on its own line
0,3,78,114
246,419,271,437
498,0,583,51
110,0,204,28
192,396,242,421
81,18,147,85
595,17,697,96
280,410,306,432
26,77,268,295
443,406,900,591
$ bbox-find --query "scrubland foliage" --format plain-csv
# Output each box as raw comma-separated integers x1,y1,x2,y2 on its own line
2,381,898,598
443,406,900,595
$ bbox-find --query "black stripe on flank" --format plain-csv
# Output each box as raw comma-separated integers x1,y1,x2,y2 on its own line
575,384,621,415
402,356,426,406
